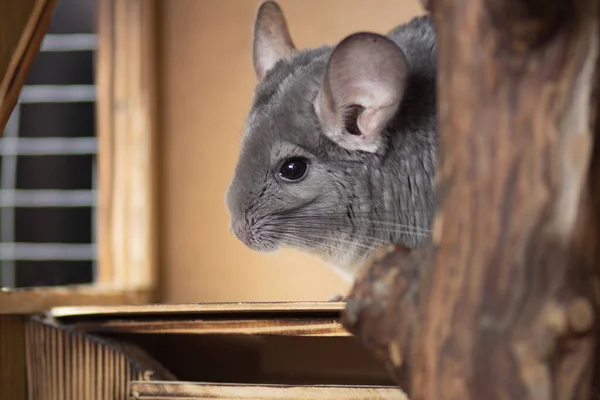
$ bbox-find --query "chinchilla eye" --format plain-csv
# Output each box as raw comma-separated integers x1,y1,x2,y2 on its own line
278,157,309,181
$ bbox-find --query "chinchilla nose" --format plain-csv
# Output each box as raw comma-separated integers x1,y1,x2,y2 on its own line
230,220,256,248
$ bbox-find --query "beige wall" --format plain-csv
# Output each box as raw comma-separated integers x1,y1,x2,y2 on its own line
158,0,425,303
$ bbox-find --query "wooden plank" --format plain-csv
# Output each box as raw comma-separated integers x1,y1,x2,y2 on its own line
0,0,59,133
129,381,408,400
0,286,152,314
51,301,345,319
97,0,158,293
0,316,27,400
66,318,349,337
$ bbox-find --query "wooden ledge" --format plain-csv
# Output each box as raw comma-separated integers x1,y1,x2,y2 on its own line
0,285,152,314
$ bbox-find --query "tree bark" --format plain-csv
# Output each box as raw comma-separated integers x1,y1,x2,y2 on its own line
342,1,600,399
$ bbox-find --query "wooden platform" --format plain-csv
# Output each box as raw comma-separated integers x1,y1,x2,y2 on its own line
22,301,404,399
50,301,348,337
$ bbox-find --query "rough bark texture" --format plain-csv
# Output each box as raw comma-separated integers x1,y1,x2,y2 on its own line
342,0,600,399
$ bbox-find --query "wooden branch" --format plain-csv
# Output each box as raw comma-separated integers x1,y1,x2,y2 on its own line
576,20,600,395
485,0,571,48
419,0,433,13
0,0,58,133
343,0,600,398
343,244,432,393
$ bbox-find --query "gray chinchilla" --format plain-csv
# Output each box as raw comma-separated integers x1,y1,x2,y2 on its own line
226,1,437,282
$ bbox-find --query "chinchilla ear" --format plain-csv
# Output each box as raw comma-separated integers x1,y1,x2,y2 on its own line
252,1,296,80
315,32,408,153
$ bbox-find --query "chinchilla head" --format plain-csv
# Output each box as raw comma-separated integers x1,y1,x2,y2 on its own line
226,1,437,280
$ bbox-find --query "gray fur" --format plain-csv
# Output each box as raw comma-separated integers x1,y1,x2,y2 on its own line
226,13,437,281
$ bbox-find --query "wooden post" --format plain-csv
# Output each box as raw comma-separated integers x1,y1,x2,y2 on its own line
97,0,159,296
342,0,600,399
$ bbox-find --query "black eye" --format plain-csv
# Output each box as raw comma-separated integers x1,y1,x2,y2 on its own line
279,158,309,181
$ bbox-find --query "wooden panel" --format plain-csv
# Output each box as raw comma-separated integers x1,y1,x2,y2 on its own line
129,381,408,400
24,317,176,400
0,316,27,400
97,0,158,292
0,286,152,314
0,0,58,132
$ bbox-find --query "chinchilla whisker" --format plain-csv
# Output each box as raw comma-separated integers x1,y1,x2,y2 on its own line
344,219,431,232
276,209,432,218
278,210,431,220
276,227,392,246
260,228,427,248
275,226,426,244
276,234,350,256
267,222,429,238
295,221,430,235
277,232,361,252
279,231,383,252
274,213,432,232
271,213,430,227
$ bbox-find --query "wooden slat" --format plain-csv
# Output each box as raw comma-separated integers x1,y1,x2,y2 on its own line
129,381,408,400
67,318,350,337
96,0,115,284
50,301,346,319
25,317,176,400
0,316,27,400
0,0,59,133
0,286,152,314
